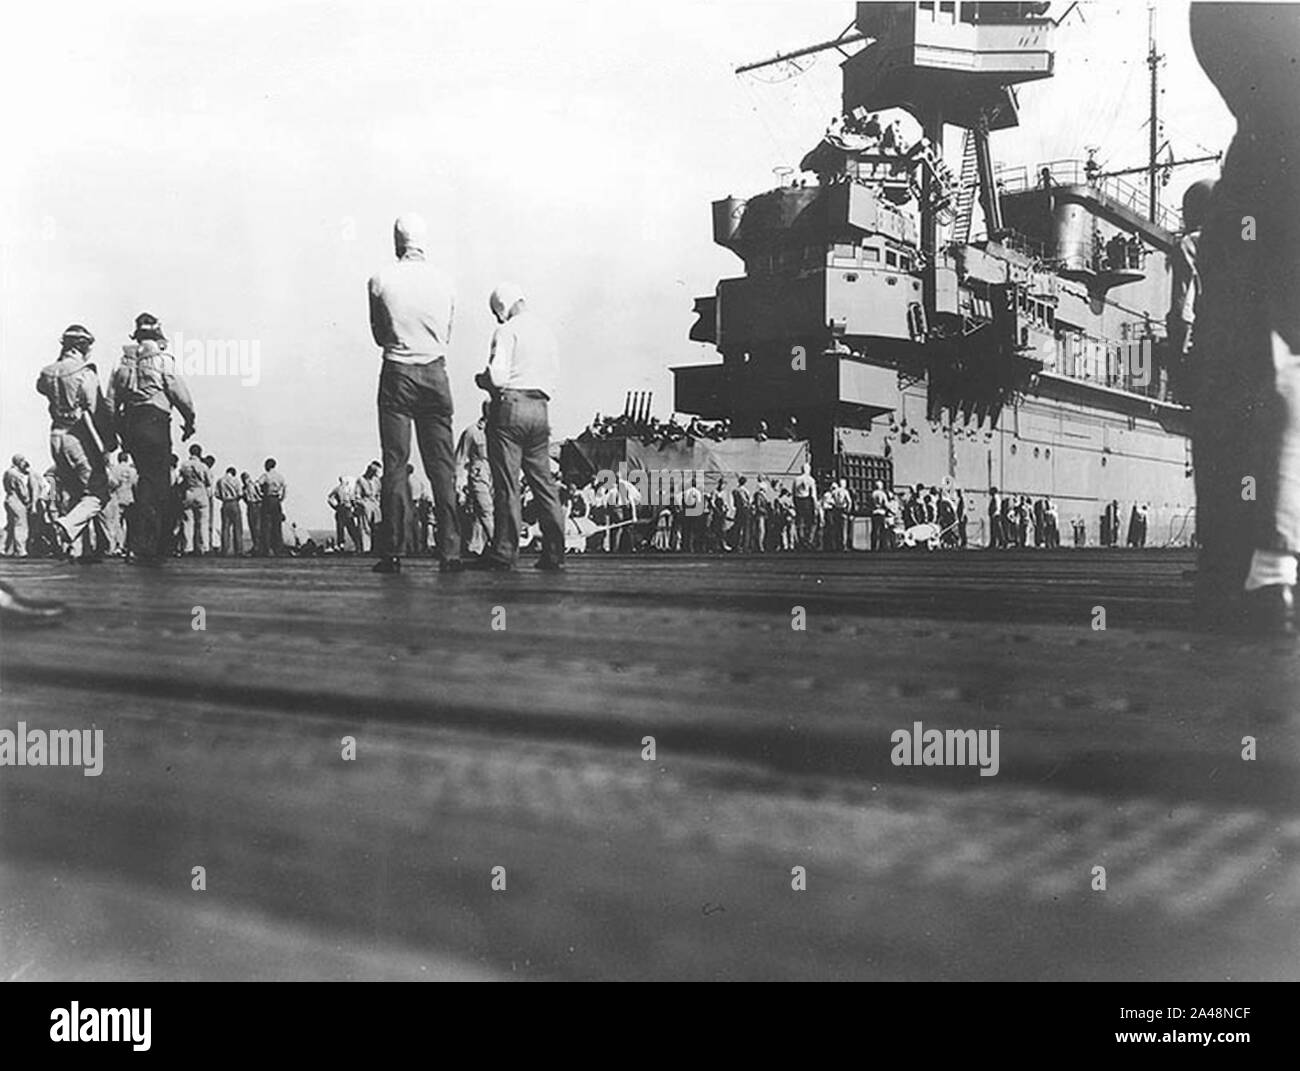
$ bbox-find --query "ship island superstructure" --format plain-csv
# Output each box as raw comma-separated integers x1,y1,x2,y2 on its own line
672,1,1203,545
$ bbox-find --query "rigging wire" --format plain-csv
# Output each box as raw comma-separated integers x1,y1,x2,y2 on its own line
736,71,798,174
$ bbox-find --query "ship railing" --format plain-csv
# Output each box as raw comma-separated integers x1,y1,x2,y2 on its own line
994,159,1178,231
948,228,1048,264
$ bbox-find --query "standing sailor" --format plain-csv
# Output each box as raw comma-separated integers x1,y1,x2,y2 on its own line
4,456,32,557
242,470,262,556
792,463,816,549
456,401,495,555
104,452,137,555
367,213,462,574
36,325,116,560
204,453,218,552
106,315,195,564
355,462,382,553
257,458,287,556
408,464,433,554
327,475,360,552
475,283,566,571
178,443,212,555
215,466,244,556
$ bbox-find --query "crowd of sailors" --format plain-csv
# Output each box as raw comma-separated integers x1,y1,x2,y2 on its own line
3,438,1159,561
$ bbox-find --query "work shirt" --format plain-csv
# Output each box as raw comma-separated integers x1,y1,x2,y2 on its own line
215,474,243,502
870,489,887,513
109,462,138,505
456,422,491,478
4,467,31,507
487,308,558,398
793,473,816,500
107,344,195,421
259,470,287,502
368,253,455,365
37,353,101,431
244,479,263,505
327,482,354,510
356,474,381,516
178,457,212,503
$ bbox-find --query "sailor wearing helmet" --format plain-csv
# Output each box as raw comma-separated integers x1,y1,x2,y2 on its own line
35,324,115,560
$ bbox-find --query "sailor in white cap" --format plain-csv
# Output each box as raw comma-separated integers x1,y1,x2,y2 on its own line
367,213,462,574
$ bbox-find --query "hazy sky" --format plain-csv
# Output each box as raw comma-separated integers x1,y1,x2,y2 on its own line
0,0,1233,528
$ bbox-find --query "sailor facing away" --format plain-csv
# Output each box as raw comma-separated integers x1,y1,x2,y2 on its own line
475,283,565,571
106,313,195,564
367,213,462,574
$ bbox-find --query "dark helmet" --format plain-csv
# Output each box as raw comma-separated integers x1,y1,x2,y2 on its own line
1181,180,1216,233
60,324,95,352
131,312,166,342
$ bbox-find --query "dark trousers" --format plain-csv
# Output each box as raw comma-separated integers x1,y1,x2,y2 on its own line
870,512,887,550
486,390,565,566
377,360,460,561
247,501,262,554
681,513,704,553
731,508,751,553
1190,3,1300,615
334,506,361,551
794,498,814,547
260,498,284,555
220,501,243,556
1192,164,1300,610
121,406,171,558
825,508,843,551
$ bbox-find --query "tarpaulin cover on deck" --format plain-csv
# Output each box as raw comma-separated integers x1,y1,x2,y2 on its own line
562,436,809,486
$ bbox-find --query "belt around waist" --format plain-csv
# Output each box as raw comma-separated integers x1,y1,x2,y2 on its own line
383,354,445,367
498,388,550,401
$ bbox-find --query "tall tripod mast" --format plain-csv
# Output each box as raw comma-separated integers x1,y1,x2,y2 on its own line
1146,3,1163,222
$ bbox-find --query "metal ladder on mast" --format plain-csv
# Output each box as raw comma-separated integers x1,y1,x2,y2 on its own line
953,129,980,244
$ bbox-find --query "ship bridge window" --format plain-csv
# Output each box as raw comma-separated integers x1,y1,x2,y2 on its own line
862,246,881,263
886,250,899,267
832,242,856,259
940,1,956,14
